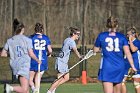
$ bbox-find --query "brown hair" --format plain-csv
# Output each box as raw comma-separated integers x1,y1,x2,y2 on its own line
13,18,24,35
69,27,80,36
106,16,118,28
127,27,139,38
35,23,44,33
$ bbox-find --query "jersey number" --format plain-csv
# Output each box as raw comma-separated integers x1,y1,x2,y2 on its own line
34,39,46,50
105,37,120,52
17,46,22,57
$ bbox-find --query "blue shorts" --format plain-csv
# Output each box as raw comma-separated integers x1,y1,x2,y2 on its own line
30,60,48,72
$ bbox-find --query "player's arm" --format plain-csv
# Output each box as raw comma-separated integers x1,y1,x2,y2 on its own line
123,45,137,72
93,46,100,53
129,36,138,52
47,45,52,57
1,49,8,57
73,47,81,59
129,41,138,52
28,49,41,64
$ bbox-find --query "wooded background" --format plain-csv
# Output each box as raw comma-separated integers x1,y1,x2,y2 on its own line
0,0,140,47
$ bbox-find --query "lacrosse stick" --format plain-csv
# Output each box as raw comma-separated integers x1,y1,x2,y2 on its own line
37,50,42,93
51,51,64,58
52,50,96,84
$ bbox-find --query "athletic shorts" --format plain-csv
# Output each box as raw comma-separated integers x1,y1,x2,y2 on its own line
132,74,140,78
55,58,68,73
10,60,30,80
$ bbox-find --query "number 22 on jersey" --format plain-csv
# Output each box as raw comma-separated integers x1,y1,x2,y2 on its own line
105,37,120,52
34,39,46,50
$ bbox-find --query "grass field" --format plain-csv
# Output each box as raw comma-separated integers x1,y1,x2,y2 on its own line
0,51,135,93
0,82,135,93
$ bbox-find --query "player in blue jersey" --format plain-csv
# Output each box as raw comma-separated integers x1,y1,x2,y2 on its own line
1,19,41,93
29,23,52,93
47,27,82,93
126,27,140,93
93,16,137,93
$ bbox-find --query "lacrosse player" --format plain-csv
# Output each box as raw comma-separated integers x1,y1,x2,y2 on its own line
29,23,52,93
125,27,140,93
93,16,137,93
1,19,41,93
47,27,82,93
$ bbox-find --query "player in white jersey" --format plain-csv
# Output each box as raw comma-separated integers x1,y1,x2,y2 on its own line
47,27,82,93
1,19,41,93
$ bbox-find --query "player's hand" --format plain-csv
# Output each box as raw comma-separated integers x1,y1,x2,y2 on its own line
38,60,42,64
79,55,84,60
131,67,137,72
129,35,133,42
48,54,51,57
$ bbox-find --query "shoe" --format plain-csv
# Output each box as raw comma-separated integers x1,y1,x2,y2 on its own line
52,88,56,93
33,89,39,93
5,84,12,93
47,90,52,93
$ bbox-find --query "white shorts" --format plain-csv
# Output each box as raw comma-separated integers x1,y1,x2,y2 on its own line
132,74,140,78
10,61,30,80
55,58,68,74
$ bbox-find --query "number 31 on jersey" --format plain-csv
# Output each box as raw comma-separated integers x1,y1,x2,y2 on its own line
105,37,120,52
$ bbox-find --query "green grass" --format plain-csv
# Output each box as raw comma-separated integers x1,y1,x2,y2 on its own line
0,82,135,93
0,51,135,93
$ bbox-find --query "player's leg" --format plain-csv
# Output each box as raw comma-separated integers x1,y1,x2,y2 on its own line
57,73,69,85
47,76,64,93
20,76,29,93
52,73,69,93
133,77,140,93
29,71,36,91
9,76,29,93
34,71,44,89
113,83,122,93
102,82,113,93
121,76,127,93
47,73,69,93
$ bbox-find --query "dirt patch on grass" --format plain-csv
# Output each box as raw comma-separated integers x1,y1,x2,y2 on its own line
69,76,100,83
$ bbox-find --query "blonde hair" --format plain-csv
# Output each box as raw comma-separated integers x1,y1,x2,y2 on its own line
127,26,139,38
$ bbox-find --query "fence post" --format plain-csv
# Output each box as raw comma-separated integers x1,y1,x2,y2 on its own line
80,46,87,85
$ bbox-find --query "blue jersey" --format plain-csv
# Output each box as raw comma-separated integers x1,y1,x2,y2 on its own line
30,33,51,71
131,39,140,74
95,31,128,83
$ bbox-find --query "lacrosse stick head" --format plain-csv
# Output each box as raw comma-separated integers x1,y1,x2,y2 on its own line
51,51,64,58
84,50,96,59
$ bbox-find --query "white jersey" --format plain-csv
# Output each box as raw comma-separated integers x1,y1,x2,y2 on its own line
55,37,76,73
4,35,33,79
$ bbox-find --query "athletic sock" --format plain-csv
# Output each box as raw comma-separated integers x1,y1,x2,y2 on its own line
10,85,13,91
52,88,56,93
31,86,35,91
47,90,52,93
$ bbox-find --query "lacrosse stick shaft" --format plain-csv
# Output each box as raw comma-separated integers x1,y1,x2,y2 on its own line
49,57,86,86
69,50,94,71
48,50,94,90
37,50,42,93
66,58,85,73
